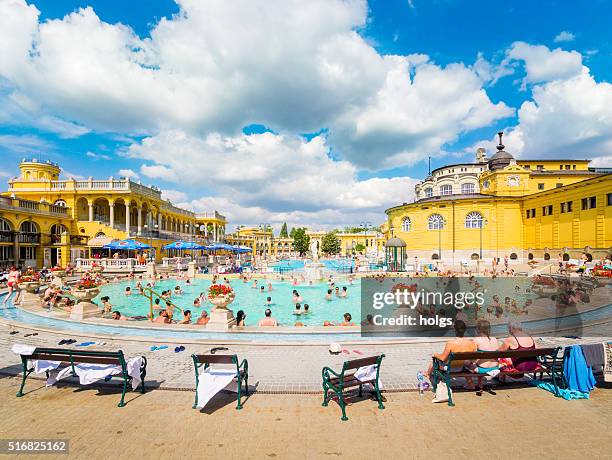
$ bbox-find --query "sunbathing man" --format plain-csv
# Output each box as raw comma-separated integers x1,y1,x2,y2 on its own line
258,308,278,326
426,320,477,385
111,310,129,321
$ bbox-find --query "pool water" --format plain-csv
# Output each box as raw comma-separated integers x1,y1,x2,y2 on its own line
270,259,354,272
94,277,361,326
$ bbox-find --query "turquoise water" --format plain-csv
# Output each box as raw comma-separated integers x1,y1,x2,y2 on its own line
94,277,360,326
270,258,354,272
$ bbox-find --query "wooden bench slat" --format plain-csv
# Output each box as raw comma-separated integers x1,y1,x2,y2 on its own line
194,354,235,364
448,348,557,361
29,354,121,365
343,356,379,370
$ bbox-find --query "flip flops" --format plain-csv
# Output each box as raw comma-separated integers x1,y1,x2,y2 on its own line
24,333,38,337
150,345,169,351
174,346,186,353
58,339,77,345
75,341,96,347
352,350,363,355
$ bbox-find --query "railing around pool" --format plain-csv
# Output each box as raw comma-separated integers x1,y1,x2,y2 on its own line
75,258,148,272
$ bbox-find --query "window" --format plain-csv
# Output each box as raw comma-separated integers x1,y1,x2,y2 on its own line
0,218,11,232
461,183,475,194
53,199,67,207
401,217,411,232
537,165,544,170
440,184,452,196
607,193,612,206
465,212,483,229
573,165,576,170
561,201,573,213
0,245,13,262
556,183,563,188
565,165,571,170
20,221,39,233
19,246,35,260
538,183,545,190
526,208,536,219
542,205,553,216
582,196,597,210
428,214,445,230
559,165,563,170
424,187,433,198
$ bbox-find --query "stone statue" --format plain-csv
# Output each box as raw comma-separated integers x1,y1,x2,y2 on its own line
310,240,319,262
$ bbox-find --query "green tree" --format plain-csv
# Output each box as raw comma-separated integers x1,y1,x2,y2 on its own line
354,242,366,254
321,231,341,255
292,227,310,255
279,222,289,238
289,227,296,238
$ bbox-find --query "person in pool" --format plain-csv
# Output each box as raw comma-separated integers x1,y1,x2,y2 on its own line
265,296,272,306
303,304,310,314
174,285,183,295
196,310,209,325
252,279,258,288
150,310,170,324
292,290,302,303
100,296,113,315
236,310,246,327
293,303,302,315
125,286,132,296
334,287,340,297
340,313,355,326
268,283,273,291
325,289,333,301
258,309,278,327
179,310,192,324
340,286,348,298
260,285,265,293
111,310,129,321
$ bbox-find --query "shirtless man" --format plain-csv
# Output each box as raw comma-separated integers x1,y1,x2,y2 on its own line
426,320,477,383
258,309,278,326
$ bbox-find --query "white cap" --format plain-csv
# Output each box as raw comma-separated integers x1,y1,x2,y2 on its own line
329,343,342,354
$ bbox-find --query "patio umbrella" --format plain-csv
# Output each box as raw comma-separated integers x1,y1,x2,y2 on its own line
103,239,151,250
205,243,234,251
232,245,252,253
163,241,207,250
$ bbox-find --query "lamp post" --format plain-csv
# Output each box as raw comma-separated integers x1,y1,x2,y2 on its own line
479,218,488,260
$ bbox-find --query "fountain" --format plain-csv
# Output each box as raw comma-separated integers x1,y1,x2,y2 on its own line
304,240,325,281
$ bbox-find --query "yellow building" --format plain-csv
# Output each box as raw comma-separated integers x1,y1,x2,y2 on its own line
226,226,293,258
307,230,385,257
385,135,612,266
0,159,226,268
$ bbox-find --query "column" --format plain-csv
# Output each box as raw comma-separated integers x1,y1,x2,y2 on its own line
137,206,142,235
88,201,94,221
109,201,115,228
213,223,217,241
125,204,131,237
157,212,161,230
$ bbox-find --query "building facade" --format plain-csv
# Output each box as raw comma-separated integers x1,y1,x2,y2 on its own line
0,159,226,268
385,136,611,265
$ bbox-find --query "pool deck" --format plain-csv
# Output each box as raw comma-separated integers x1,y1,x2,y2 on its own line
0,374,609,460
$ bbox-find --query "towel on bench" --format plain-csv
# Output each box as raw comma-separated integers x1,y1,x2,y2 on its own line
18,354,144,390
355,365,383,389
196,368,238,409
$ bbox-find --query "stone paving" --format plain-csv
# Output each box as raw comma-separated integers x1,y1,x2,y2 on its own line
0,320,605,393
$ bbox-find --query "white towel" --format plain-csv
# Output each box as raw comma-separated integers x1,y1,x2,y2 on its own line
11,344,36,356
31,356,143,390
355,364,383,389
196,368,237,409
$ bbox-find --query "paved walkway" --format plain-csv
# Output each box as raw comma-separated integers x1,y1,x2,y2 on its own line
0,376,609,459
0,322,598,393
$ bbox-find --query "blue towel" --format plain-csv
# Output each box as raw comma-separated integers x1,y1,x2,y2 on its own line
530,380,590,400
563,345,596,393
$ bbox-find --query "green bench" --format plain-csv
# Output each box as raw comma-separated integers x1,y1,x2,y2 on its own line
191,353,249,410
16,347,147,407
432,347,563,406
322,354,385,421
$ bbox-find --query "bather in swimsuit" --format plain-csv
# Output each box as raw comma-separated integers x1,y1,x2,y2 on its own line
510,334,538,372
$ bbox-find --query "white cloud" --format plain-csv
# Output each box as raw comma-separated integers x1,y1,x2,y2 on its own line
0,134,53,154
161,189,187,203
61,170,85,180
86,151,112,160
117,168,139,179
128,130,418,227
0,0,513,171
502,42,583,88
554,31,575,43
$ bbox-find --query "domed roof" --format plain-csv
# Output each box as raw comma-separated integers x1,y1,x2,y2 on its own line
386,237,406,247
488,132,514,171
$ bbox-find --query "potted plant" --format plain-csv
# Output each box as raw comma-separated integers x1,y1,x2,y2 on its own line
51,265,66,278
72,275,101,303
207,283,235,310
90,261,104,273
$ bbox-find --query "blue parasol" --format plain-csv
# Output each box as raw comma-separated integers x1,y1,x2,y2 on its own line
205,243,234,251
163,241,207,250
103,239,151,250
232,245,252,253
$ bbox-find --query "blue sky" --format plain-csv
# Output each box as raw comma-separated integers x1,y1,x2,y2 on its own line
0,0,611,229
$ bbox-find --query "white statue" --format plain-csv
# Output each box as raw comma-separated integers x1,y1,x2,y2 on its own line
310,240,319,262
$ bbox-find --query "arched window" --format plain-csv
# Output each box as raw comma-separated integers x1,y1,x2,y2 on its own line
465,211,483,229
50,224,68,235
20,221,39,234
428,214,445,230
461,183,475,194
544,253,551,261
424,187,433,198
431,253,440,260
471,253,480,260
563,253,570,261
53,200,67,207
401,217,411,232
440,184,452,196
0,218,11,232
528,253,534,260
510,253,518,260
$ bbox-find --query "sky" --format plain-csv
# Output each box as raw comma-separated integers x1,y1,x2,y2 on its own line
0,0,611,232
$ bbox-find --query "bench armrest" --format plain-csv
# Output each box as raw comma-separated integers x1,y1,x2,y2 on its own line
322,366,341,379
238,358,248,373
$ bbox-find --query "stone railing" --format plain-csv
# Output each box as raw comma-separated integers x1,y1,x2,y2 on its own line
75,258,148,272
0,196,69,217
196,211,226,221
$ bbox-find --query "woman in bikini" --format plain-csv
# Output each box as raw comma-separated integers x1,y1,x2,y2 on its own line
469,320,500,395
3,266,21,305
498,320,538,374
